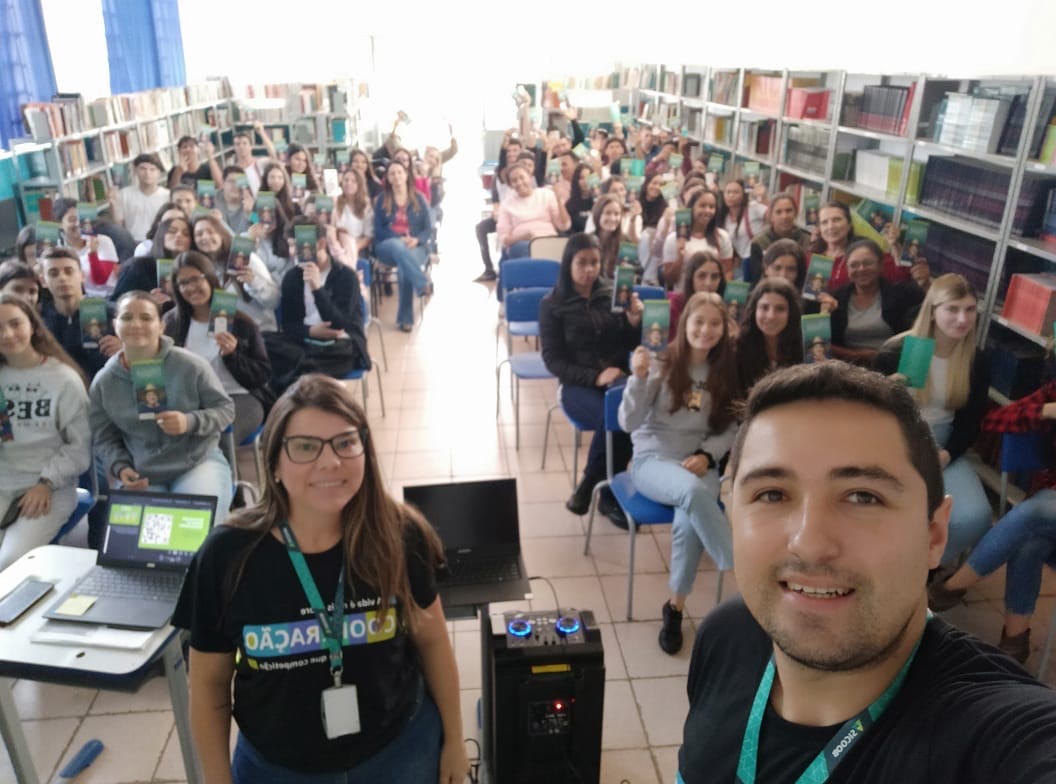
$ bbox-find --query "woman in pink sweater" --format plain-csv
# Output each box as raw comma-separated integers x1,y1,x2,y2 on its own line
496,163,571,260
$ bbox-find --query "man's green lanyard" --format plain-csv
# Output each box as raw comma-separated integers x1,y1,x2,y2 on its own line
278,521,346,687
735,628,926,784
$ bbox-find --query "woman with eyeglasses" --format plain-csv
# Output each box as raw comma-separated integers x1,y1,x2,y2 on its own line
174,374,469,784
163,252,272,444
88,291,235,519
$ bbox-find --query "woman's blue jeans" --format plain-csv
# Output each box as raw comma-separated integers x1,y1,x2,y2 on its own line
374,238,429,328
231,683,442,783
966,488,1056,616
932,423,992,567
631,455,732,597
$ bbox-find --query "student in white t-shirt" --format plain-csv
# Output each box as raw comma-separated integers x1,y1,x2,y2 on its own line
661,189,734,287
54,198,120,299
108,153,170,242
231,123,278,198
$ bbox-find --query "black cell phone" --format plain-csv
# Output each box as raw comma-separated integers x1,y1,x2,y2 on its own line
0,577,55,626
0,495,23,530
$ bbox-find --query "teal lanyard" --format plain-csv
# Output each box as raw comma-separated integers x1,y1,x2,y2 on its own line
278,521,345,686
735,631,925,784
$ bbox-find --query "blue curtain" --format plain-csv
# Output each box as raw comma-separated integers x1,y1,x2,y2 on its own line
0,0,57,148
103,0,186,94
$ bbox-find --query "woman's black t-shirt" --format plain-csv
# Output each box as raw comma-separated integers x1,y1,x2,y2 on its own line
173,522,437,772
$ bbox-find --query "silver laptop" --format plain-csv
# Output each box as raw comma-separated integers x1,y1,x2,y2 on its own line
45,490,217,630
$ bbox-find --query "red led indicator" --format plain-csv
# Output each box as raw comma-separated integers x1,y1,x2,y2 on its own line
553,700,564,711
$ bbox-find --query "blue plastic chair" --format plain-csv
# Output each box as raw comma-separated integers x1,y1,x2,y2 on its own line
583,384,724,620
496,288,555,449
357,258,388,372
497,259,560,353
540,385,596,484
998,432,1056,677
633,285,666,301
50,488,96,544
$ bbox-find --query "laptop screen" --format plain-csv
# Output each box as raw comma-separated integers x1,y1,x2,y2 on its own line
402,478,520,554
98,490,218,570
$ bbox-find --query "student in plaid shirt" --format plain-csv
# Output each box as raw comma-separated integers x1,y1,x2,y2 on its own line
929,376,1056,663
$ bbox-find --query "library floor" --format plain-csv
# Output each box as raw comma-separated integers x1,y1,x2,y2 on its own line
3,159,1056,784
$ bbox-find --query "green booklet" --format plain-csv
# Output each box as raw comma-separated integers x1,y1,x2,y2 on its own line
724,280,751,322
617,241,639,266
155,258,174,290
76,202,99,236
668,153,684,169
802,314,832,364
803,192,820,227
676,208,692,240
314,195,334,225
291,173,308,200
294,224,320,265
707,153,726,173
612,265,636,313
0,387,11,442
35,221,61,258
803,254,834,301
625,175,645,198
235,174,250,196
571,143,590,159
586,173,601,194
313,152,327,167
901,220,929,264
254,191,276,229
228,236,255,275
546,158,561,184
335,149,351,173
209,289,238,336
131,359,167,420
660,181,679,202
196,179,216,209
79,297,109,349
642,299,671,352
623,157,645,177
898,335,935,388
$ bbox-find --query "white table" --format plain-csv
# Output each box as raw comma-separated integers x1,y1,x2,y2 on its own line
0,545,200,784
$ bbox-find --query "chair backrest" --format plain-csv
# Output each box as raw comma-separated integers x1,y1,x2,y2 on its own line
1001,431,1049,473
356,257,372,288
505,287,551,324
604,384,627,433
530,235,569,262
634,285,666,301
502,259,560,293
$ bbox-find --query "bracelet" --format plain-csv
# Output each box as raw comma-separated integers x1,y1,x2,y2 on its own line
37,477,55,491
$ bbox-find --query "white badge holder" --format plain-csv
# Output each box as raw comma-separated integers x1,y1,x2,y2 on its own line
321,681,361,739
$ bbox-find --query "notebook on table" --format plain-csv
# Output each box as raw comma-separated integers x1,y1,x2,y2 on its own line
402,478,530,609
44,490,217,630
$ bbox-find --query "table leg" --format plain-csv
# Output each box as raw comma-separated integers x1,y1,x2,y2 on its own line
162,638,201,784
0,677,39,784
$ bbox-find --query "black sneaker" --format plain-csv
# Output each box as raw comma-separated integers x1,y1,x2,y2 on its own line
474,270,497,282
598,487,632,530
566,477,595,516
659,600,684,654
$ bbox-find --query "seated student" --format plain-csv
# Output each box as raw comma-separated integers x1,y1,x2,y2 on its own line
276,218,370,388
108,153,170,242
473,136,523,283
644,140,680,178
669,250,726,341
812,200,912,292
132,203,185,258
217,165,254,235
583,177,643,243
111,215,193,306
230,122,278,197
539,233,643,518
261,162,300,220
173,374,469,783
930,371,1056,663
636,173,672,285
735,277,804,397
496,162,571,261
875,274,990,569
167,135,223,189
590,194,635,278
677,361,1056,783
334,168,374,261
192,214,279,333
89,291,235,519
0,295,91,570
565,163,596,234
163,252,271,445
373,160,434,332
352,149,382,200
285,143,321,203
748,193,812,284
54,197,121,299
718,178,769,275
619,292,738,654
246,201,292,286
661,189,734,287
601,136,628,178
170,185,198,220
0,261,40,307
830,239,924,367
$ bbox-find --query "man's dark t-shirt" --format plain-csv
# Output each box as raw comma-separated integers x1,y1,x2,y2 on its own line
679,600,1056,783
167,161,212,189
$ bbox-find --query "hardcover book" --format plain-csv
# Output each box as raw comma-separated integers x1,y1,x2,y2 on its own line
131,359,167,420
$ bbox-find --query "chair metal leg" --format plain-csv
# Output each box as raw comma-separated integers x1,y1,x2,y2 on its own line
495,360,509,418
999,471,1010,516
716,570,725,604
373,362,386,417
572,428,581,488
583,480,608,556
360,374,369,417
1039,599,1056,679
626,515,638,621
514,377,521,450
369,317,388,372
541,403,557,470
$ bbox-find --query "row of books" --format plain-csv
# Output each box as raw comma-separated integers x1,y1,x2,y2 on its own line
918,221,993,295
711,72,740,107
784,126,828,174
847,150,923,203
704,115,732,146
934,93,1015,155
101,129,140,163
840,84,915,136
738,120,775,158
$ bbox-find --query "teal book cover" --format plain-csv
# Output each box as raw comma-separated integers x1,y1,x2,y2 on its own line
612,265,636,313
209,290,238,336
803,254,834,301
78,298,110,349
898,336,935,388
155,258,174,290
196,179,216,209
802,314,832,364
294,224,319,265
617,241,638,265
131,360,167,420
228,236,255,275
35,221,61,257
642,299,671,352
254,191,276,228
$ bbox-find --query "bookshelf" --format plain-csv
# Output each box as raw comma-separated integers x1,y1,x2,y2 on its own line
606,64,1056,401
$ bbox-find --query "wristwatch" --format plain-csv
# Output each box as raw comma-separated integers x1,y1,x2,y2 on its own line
37,477,55,491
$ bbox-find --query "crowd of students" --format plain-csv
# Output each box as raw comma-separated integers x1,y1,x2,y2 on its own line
488,110,1056,666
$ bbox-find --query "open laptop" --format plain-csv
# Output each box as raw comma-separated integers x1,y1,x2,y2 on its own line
402,478,530,608
45,490,217,630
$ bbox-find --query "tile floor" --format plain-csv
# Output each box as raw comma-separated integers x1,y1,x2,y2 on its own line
2,156,1055,784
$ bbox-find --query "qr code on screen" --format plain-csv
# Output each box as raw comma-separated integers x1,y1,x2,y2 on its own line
141,512,174,546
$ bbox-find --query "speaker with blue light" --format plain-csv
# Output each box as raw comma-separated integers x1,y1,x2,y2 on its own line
482,608,605,783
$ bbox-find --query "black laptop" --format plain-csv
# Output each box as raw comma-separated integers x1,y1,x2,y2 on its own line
45,490,217,630
402,478,530,608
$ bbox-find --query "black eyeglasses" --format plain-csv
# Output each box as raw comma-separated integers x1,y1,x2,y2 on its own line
176,273,207,289
282,429,367,463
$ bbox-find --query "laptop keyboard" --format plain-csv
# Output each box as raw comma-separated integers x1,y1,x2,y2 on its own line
445,560,522,586
78,567,185,601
